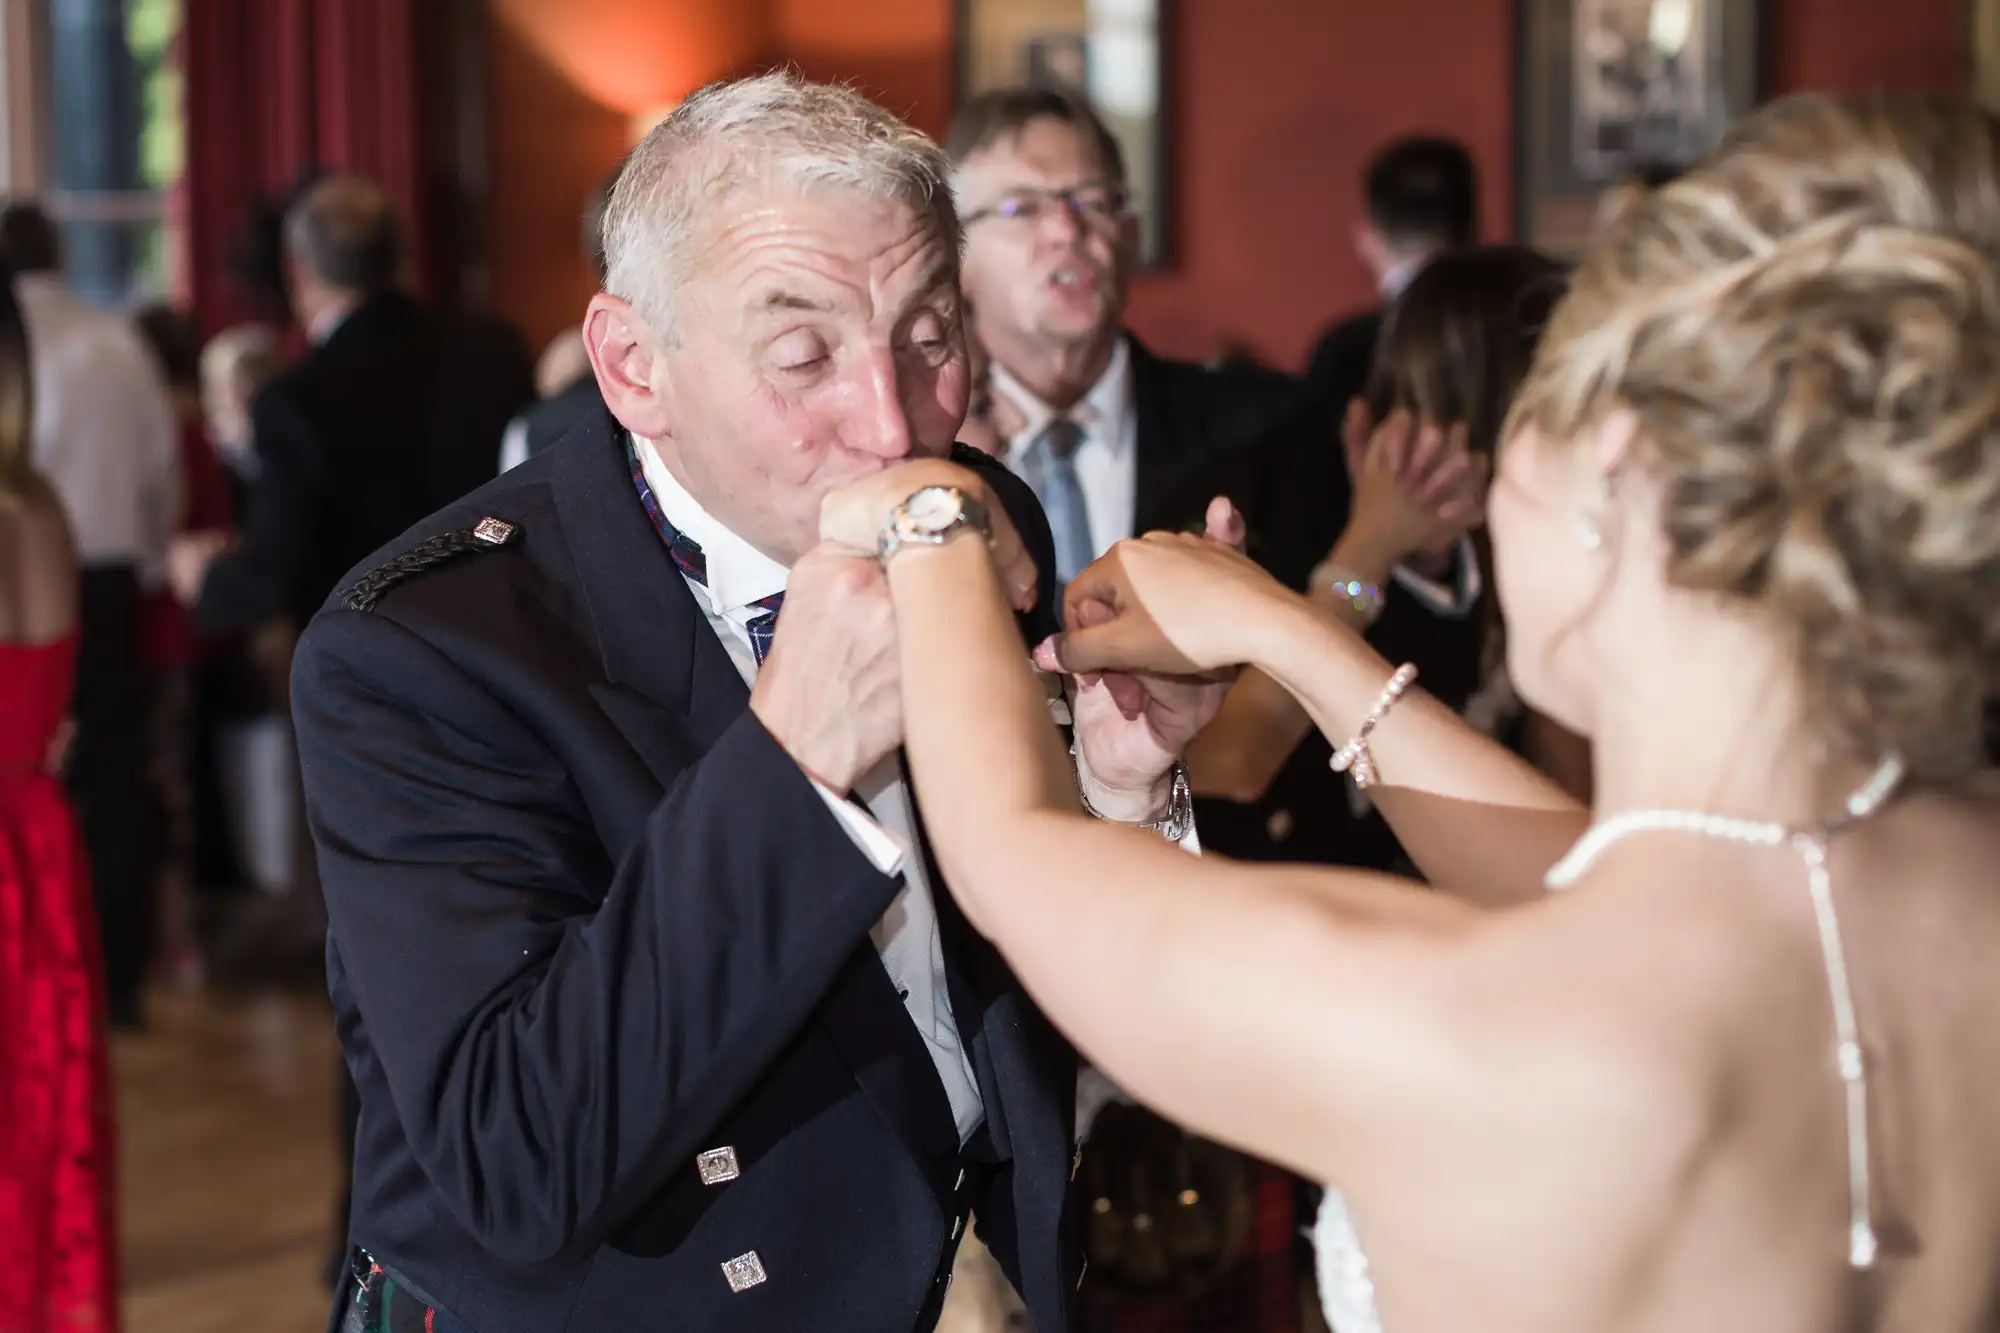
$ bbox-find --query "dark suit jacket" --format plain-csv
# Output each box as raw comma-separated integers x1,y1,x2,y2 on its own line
519,374,604,466
1125,335,1310,538
427,309,536,506
196,293,532,638
291,413,1080,1333
1302,308,1382,420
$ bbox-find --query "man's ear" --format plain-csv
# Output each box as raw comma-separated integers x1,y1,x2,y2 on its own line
584,293,675,440
1354,223,1390,279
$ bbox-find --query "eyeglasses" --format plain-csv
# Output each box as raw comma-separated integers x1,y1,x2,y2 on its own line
962,184,1131,231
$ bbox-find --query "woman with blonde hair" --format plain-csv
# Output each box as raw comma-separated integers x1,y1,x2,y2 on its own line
820,92,2000,1332
0,263,120,1327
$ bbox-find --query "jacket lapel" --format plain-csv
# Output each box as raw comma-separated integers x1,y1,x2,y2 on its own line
1129,337,1207,535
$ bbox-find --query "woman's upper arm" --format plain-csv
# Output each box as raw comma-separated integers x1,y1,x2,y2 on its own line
952,813,1493,1184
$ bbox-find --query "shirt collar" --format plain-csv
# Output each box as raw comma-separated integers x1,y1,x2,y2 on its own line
308,296,360,346
1380,254,1429,302
991,334,1133,457
633,434,791,615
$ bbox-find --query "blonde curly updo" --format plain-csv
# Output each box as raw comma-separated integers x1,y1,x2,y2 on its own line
1507,93,2000,779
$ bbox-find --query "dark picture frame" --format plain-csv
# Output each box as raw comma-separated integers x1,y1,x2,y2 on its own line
1972,0,2000,109
1516,0,1762,254
954,0,1173,267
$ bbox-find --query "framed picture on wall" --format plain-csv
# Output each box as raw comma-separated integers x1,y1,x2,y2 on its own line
1972,0,2000,109
1516,0,1762,254
955,0,1172,267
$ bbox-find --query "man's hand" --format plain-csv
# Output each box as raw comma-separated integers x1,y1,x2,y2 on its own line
1041,496,1247,823
168,530,234,607
819,458,1039,612
750,545,903,794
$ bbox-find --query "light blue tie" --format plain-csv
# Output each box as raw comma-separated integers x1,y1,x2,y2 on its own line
1020,417,1094,589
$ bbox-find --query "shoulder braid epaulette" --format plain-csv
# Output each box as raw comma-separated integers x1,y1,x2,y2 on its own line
340,517,520,612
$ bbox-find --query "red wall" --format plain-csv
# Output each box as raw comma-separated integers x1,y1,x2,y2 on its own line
484,0,1967,366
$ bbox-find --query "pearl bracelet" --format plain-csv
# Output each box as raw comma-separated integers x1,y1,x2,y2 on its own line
1329,662,1418,789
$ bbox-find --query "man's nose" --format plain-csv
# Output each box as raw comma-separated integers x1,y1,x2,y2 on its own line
1039,196,1087,244
849,352,916,460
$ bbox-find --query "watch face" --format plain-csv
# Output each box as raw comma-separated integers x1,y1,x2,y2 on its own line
905,486,963,534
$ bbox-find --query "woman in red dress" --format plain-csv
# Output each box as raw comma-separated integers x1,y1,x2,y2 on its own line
0,264,120,1331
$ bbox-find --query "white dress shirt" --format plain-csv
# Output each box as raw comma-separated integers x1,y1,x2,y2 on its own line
992,336,1138,557
635,438,985,1145
16,273,181,582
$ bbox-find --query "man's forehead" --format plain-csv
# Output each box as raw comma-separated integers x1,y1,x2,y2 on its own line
697,194,955,312
958,119,1111,187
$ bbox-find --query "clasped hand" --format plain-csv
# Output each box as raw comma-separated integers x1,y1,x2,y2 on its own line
754,457,1237,818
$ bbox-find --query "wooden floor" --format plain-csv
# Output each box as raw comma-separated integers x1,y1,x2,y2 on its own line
116,985,340,1333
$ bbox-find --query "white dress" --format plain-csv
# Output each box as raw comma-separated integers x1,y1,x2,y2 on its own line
1313,1188,1383,1333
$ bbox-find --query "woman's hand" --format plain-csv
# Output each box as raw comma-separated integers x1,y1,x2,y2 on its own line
819,458,1039,611
1340,402,1487,569
1044,528,1306,677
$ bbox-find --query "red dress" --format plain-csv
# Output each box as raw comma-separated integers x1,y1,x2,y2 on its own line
0,632,120,1333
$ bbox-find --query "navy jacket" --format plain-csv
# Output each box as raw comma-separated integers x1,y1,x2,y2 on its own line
293,411,1080,1332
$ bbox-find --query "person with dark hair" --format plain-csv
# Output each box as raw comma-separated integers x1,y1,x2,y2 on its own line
0,257,121,1333
169,173,531,1279
171,175,528,635
0,199,63,274
7,199,181,1030
1189,246,1586,873
1303,135,1479,416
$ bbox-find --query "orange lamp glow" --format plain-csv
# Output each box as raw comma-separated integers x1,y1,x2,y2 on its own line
491,0,774,116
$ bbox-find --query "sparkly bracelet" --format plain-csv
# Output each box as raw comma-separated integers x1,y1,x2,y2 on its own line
1329,663,1418,790
1309,560,1385,627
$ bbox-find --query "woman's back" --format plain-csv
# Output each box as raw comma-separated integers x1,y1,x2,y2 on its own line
1840,788,2000,1329
1373,791,2000,1333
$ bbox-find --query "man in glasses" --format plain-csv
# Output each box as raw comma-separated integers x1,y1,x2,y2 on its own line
945,88,1310,595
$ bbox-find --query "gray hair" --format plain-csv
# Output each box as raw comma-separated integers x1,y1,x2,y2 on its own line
285,176,401,293
601,71,960,341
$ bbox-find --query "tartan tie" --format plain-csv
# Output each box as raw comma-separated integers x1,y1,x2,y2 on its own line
625,434,786,665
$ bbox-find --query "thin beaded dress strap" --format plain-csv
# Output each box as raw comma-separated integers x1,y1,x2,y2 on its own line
1542,756,1904,1271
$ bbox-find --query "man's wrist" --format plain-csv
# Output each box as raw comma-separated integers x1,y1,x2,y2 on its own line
1073,747,1176,824
749,695,856,795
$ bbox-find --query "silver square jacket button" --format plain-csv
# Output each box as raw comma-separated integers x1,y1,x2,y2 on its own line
722,1250,767,1293
472,516,517,546
696,1146,741,1186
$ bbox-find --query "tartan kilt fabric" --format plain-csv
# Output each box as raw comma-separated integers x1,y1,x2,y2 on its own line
338,1253,475,1333
1079,1162,1303,1333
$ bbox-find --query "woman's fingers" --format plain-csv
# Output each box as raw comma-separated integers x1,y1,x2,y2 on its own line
1204,495,1247,550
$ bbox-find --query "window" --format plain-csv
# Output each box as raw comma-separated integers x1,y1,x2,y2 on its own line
42,0,181,308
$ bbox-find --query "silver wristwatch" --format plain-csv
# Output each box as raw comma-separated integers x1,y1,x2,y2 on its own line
878,485,991,563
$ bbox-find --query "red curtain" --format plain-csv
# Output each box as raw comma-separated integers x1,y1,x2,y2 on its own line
183,0,431,335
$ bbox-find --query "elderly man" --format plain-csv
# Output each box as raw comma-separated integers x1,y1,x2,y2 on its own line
295,73,1216,1333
